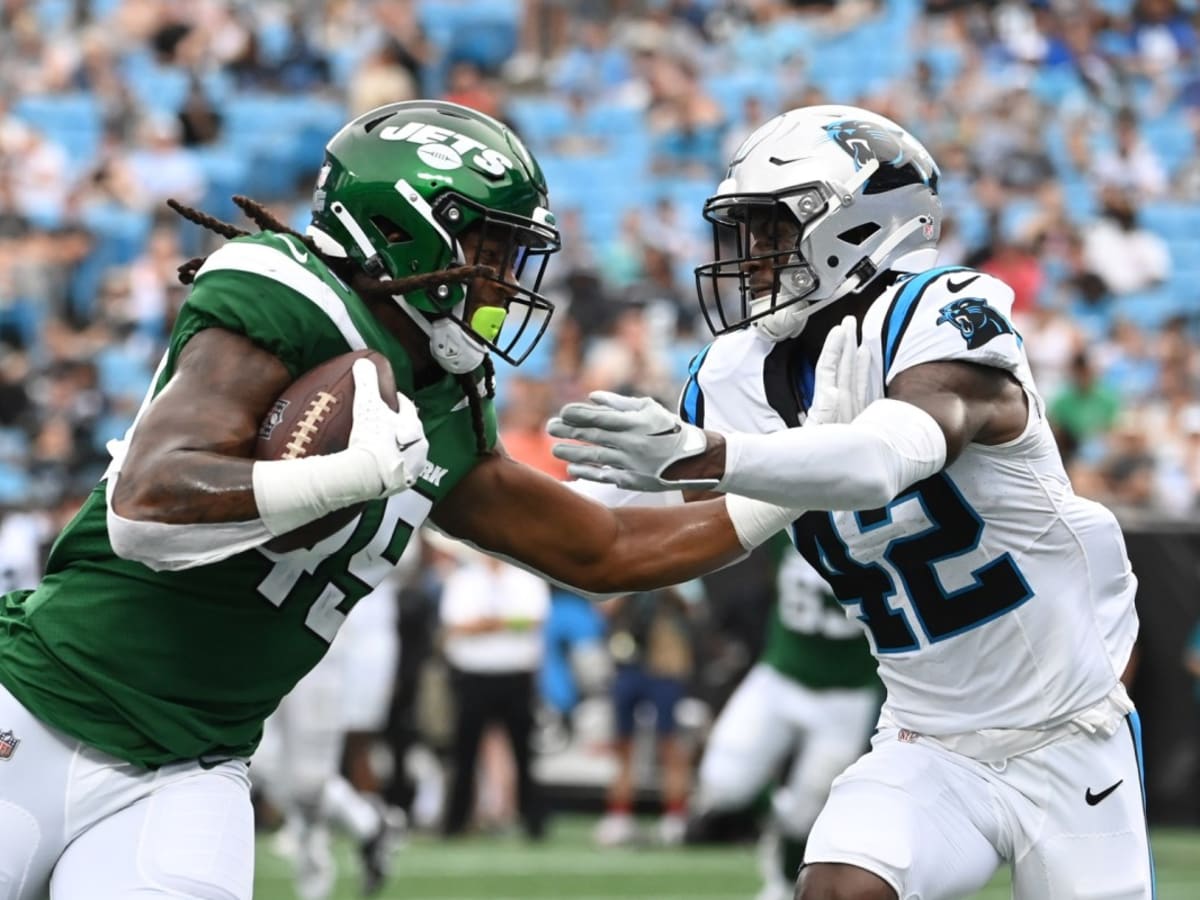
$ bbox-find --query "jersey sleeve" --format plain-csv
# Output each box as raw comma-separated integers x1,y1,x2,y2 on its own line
169,234,353,379
880,267,1024,386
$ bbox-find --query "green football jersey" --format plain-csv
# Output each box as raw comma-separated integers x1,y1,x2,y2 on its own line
0,232,496,768
762,534,878,690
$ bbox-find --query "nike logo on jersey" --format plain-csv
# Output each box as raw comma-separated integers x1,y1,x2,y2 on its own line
278,235,309,264
1085,780,1123,806
946,274,980,293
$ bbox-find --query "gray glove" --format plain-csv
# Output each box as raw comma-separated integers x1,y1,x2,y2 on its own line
547,391,716,491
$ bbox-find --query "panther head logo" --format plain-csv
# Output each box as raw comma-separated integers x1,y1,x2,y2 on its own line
936,298,1016,350
822,119,937,187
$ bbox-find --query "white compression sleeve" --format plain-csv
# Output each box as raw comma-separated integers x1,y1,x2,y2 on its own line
718,399,947,510
252,446,388,536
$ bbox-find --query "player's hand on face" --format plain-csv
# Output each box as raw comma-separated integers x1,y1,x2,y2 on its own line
806,315,872,427
547,391,715,491
349,358,429,496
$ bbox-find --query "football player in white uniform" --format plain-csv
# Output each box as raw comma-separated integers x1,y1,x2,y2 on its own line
551,106,1150,899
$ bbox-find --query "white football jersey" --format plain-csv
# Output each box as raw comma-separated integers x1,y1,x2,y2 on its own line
683,264,1138,736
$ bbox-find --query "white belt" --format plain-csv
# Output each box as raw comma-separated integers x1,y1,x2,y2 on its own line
879,683,1135,765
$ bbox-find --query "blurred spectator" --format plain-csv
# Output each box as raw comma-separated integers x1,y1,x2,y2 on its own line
126,116,206,207
443,62,506,120
1049,350,1121,465
275,12,332,93
580,302,674,400
1129,0,1197,79
124,222,185,335
1092,109,1168,200
550,20,634,99
720,94,772,168
1081,188,1170,297
177,75,223,147
976,232,1045,318
439,549,549,840
1101,420,1157,508
594,586,697,848
349,42,418,117
1021,305,1083,400
498,376,569,480
7,127,70,229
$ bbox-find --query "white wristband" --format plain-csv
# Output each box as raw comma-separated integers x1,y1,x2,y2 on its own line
252,447,386,537
724,493,802,550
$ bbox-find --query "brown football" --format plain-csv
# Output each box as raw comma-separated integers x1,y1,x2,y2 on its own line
255,349,398,553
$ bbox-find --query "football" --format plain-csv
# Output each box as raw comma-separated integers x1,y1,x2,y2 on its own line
255,349,398,553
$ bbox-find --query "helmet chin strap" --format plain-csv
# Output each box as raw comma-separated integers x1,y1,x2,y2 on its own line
752,213,930,342
326,201,488,374
393,294,487,375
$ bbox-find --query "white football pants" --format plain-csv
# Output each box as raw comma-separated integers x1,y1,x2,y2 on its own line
0,683,253,900
805,715,1154,899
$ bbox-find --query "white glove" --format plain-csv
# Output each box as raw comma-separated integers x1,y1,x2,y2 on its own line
349,358,429,496
548,391,715,491
806,316,872,427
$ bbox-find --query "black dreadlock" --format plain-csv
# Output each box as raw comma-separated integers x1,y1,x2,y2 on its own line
168,195,497,455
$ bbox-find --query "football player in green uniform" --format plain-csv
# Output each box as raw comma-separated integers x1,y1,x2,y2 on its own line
0,101,802,898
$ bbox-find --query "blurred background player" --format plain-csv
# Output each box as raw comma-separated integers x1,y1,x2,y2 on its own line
593,584,697,847
690,537,878,900
253,609,406,900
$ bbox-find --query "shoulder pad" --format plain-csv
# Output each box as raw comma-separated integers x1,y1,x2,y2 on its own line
880,266,1023,385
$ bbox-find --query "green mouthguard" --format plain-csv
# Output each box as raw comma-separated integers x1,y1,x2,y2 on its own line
470,306,507,343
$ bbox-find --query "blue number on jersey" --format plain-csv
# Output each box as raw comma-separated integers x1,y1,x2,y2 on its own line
793,473,1033,652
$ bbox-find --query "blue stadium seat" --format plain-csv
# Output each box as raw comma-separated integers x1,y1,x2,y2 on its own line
12,92,102,164
1113,286,1196,330
1141,203,1200,239
507,97,571,145
418,0,520,71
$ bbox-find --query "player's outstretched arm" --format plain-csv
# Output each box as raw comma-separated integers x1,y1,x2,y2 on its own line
430,452,797,594
551,359,1025,513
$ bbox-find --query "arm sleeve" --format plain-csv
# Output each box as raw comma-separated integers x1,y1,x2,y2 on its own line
718,398,947,510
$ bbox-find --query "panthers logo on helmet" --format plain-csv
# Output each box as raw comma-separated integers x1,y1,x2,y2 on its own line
937,298,1017,350
823,119,937,186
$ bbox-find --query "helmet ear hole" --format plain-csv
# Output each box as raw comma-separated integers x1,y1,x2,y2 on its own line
837,222,881,246
370,215,412,245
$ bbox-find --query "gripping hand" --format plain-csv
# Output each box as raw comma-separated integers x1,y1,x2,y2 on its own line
548,391,716,491
349,358,429,497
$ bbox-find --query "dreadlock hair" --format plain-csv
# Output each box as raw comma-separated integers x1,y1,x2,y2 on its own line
169,195,498,455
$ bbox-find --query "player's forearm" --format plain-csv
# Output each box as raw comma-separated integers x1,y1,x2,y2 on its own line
674,400,948,511
574,501,747,593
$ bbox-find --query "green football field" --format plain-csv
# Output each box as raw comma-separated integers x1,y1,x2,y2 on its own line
254,817,1200,899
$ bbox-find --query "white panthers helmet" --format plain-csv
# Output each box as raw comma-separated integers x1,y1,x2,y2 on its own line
694,105,942,341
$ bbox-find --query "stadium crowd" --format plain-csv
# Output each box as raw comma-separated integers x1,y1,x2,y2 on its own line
1,0,1200,860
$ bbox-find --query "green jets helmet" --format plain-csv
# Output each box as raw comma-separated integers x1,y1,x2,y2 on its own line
306,100,561,371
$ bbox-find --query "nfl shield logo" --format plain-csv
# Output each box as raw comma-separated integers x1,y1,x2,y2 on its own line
0,729,19,760
897,728,920,744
